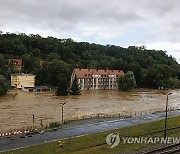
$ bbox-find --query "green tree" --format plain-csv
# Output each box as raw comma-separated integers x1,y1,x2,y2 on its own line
70,75,81,95
56,74,69,96
22,54,35,73
32,48,41,57
167,78,180,89
33,66,47,86
144,68,158,88
0,54,6,75
0,75,9,96
47,53,60,62
46,60,69,86
118,71,136,91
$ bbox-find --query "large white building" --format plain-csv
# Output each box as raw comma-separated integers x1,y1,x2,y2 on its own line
11,74,36,89
71,68,124,90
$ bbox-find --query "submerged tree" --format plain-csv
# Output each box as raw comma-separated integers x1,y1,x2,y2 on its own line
0,75,9,96
118,71,136,91
56,74,69,96
46,59,69,87
70,75,81,95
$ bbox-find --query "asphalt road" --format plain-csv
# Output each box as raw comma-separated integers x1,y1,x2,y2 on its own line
0,110,180,152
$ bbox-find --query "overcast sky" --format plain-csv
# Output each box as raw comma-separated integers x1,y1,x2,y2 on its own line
0,0,180,63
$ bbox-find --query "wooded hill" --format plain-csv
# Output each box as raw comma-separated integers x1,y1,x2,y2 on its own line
0,32,180,89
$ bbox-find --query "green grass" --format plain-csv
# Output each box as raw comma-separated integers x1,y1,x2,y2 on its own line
1,116,180,154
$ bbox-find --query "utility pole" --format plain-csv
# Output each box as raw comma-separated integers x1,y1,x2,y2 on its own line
32,114,35,133
62,102,66,125
61,102,66,140
163,92,172,139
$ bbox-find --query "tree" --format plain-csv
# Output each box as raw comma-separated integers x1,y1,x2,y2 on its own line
32,48,41,57
167,78,180,89
22,54,35,73
143,68,158,88
0,75,9,96
46,60,69,86
0,54,6,75
56,74,69,96
70,75,81,95
118,71,136,91
47,53,60,62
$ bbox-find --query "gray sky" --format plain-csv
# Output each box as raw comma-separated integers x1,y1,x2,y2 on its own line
0,0,180,63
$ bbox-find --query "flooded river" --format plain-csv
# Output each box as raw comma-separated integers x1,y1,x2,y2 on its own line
0,89,180,132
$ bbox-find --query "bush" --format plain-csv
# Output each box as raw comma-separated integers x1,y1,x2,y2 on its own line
49,122,61,128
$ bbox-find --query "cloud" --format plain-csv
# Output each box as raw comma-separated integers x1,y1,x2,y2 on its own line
0,0,180,62
0,0,144,35
145,42,180,63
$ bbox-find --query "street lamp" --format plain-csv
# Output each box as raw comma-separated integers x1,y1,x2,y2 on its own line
61,102,66,140
163,92,172,139
62,102,66,125
32,114,35,133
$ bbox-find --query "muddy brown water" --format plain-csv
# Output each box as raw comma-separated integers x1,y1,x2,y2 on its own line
0,89,180,132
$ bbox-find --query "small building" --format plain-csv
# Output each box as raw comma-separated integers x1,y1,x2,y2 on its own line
71,68,124,90
8,59,22,70
11,74,36,89
22,86,51,92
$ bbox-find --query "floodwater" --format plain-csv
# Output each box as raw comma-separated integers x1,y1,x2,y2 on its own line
0,89,180,132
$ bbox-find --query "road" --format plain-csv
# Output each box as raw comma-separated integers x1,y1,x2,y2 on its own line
0,110,180,152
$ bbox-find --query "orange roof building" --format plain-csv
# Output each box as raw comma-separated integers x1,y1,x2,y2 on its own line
8,59,22,70
39,60,45,67
71,68,124,90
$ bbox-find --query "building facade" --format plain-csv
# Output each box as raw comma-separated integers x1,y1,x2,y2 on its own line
71,68,124,90
11,74,36,89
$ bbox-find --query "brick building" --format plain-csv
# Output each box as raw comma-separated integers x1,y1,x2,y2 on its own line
71,68,124,90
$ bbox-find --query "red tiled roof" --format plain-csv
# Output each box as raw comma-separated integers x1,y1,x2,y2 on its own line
9,59,22,65
73,68,124,78
40,60,45,66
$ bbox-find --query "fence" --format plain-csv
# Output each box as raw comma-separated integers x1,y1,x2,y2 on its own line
68,106,178,121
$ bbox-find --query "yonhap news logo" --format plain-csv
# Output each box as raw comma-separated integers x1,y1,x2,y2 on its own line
106,133,120,148
106,132,180,148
